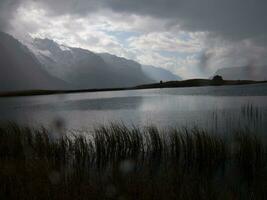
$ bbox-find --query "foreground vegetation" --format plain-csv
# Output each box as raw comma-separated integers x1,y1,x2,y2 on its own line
0,123,266,199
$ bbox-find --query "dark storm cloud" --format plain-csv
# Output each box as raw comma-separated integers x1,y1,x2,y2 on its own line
31,0,267,41
2,0,267,41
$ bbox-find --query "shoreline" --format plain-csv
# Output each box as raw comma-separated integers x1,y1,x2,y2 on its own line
0,79,266,98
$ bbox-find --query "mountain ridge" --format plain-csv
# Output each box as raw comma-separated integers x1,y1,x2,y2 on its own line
29,38,181,89
0,32,68,92
142,65,181,81
30,38,154,89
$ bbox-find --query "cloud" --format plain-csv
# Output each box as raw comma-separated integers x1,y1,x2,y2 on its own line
200,38,267,70
128,32,204,53
11,6,133,58
26,0,267,41
0,0,22,31
2,0,267,79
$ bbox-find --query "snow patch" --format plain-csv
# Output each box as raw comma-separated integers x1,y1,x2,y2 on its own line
59,45,71,51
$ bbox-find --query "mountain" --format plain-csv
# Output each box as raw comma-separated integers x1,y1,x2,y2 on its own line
30,39,154,89
214,66,267,81
98,53,154,86
141,65,182,82
0,32,67,92
29,38,182,89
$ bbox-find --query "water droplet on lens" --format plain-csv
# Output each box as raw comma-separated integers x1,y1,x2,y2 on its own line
119,159,135,174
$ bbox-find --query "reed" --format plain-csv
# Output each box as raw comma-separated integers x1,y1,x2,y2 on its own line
0,122,266,199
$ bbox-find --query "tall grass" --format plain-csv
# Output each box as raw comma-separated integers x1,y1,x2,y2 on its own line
0,122,266,199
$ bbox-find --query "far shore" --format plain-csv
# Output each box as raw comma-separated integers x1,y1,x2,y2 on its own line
0,78,266,98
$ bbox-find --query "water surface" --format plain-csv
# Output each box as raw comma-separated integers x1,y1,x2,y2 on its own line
0,83,267,134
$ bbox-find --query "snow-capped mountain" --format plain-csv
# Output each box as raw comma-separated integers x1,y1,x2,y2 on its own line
0,32,67,92
29,38,181,89
0,32,182,92
29,38,155,89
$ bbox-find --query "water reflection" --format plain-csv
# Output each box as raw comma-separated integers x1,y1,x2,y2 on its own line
0,84,266,133
61,96,144,111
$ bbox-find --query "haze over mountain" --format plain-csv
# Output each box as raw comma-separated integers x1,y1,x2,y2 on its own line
214,66,267,81
141,65,181,82
0,32,182,92
98,53,156,86
2,31,265,94
0,32,67,92
29,38,153,88
29,38,179,89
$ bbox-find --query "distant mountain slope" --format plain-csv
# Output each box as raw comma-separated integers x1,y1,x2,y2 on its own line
214,66,267,81
30,39,154,89
141,65,181,82
98,53,154,86
0,32,67,92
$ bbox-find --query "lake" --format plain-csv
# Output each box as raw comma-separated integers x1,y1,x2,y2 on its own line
0,83,267,134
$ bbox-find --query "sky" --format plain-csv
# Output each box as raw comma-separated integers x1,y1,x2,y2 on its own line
1,0,267,78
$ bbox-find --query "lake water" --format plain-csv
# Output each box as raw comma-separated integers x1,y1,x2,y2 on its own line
0,83,267,134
